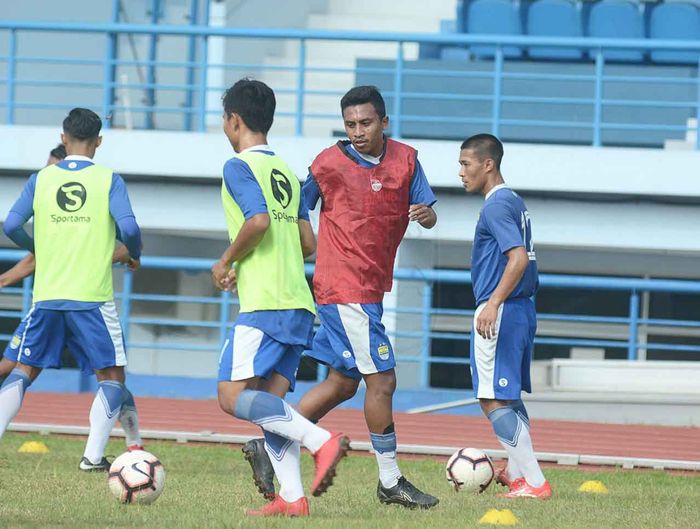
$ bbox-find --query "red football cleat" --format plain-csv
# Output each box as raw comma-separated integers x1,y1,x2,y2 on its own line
311,432,350,497
499,479,552,499
127,444,145,452
494,465,526,491
246,495,309,517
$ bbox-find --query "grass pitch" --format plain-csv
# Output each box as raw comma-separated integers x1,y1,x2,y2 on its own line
0,432,698,529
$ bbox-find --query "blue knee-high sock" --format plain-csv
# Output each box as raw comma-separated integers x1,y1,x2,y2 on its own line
0,369,32,437
234,390,330,453
488,407,545,487
83,381,126,463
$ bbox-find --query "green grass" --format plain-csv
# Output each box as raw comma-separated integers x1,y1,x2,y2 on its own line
0,432,698,529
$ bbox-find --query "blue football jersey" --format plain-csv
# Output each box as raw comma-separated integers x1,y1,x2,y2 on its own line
471,185,538,305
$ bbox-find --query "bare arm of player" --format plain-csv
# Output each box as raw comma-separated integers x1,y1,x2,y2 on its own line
298,219,316,258
0,254,35,288
409,204,437,229
476,246,529,340
212,212,270,291
112,243,140,271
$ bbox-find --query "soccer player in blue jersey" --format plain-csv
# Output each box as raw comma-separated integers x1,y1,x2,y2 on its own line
0,109,144,471
460,134,551,499
213,79,348,517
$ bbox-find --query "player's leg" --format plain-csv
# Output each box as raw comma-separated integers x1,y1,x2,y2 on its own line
473,300,549,499
0,311,33,384
65,302,132,470
0,358,17,384
0,306,63,438
296,367,361,421
0,363,41,437
328,302,438,509
218,325,349,505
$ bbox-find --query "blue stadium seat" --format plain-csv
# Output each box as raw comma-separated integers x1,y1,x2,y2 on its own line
527,0,584,60
650,2,700,64
588,1,644,62
419,20,457,59
467,0,524,59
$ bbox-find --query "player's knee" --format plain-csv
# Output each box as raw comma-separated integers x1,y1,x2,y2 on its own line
328,371,360,401
365,370,396,400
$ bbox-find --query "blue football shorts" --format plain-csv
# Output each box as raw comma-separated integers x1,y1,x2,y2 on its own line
305,302,395,381
470,297,536,400
5,301,126,374
217,324,305,391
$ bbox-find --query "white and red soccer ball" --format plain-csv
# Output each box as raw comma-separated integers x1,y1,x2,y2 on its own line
108,450,165,504
445,448,494,493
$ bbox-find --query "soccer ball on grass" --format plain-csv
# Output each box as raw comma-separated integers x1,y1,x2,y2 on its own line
445,447,494,493
108,450,165,504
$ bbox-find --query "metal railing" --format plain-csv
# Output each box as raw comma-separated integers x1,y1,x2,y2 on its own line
2,249,700,389
2,17,700,147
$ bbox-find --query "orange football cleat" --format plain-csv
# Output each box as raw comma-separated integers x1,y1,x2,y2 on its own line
246,495,309,517
499,479,552,499
311,432,350,497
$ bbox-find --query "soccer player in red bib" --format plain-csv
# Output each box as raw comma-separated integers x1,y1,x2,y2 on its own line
244,86,439,508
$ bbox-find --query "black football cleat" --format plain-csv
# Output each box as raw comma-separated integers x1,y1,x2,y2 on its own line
377,476,439,509
242,438,276,500
79,456,111,472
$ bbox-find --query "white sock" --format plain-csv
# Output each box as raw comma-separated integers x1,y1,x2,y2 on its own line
119,388,142,448
235,390,331,453
506,458,523,481
83,381,125,463
0,369,31,438
489,407,545,488
264,432,304,502
370,430,401,488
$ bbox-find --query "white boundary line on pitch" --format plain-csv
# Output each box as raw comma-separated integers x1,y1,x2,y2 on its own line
8,422,700,472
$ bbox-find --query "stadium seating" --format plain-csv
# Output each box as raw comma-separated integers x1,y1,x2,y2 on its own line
649,1,700,64
587,0,645,62
527,0,584,60
466,0,524,59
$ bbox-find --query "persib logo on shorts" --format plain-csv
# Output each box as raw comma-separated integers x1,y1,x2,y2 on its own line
377,343,390,360
56,182,87,212
9,335,21,349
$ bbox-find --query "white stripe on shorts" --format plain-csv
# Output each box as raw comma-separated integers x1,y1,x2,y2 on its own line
337,303,377,375
99,301,127,367
18,305,36,354
231,325,264,381
473,302,504,399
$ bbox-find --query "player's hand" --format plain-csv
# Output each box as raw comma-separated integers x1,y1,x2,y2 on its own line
212,259,234,291
409,204,432,223
112,245,130,265
126,257,140,271
476,302,500,340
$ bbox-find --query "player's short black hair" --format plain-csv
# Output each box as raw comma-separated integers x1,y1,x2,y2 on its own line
49,143,67,160
62,108,102,141
461,133,504,170
340,85,386,119
221,78,275,134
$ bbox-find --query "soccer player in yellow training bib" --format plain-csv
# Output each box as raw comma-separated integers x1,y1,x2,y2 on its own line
0,108,144,471
212,79,349,517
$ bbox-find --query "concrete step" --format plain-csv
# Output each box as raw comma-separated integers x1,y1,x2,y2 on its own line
307,13,443,32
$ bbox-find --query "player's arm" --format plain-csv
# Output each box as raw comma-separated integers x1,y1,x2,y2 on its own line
297,188,316,258
408,160,437,229
212,159,270,291
0,254,35,288
3,173,38,253
476,204,529,339
212,213,270,290
109,173,142,270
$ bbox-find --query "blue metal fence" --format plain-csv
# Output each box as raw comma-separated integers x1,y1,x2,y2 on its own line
2,249,700,390
2,16,700,147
